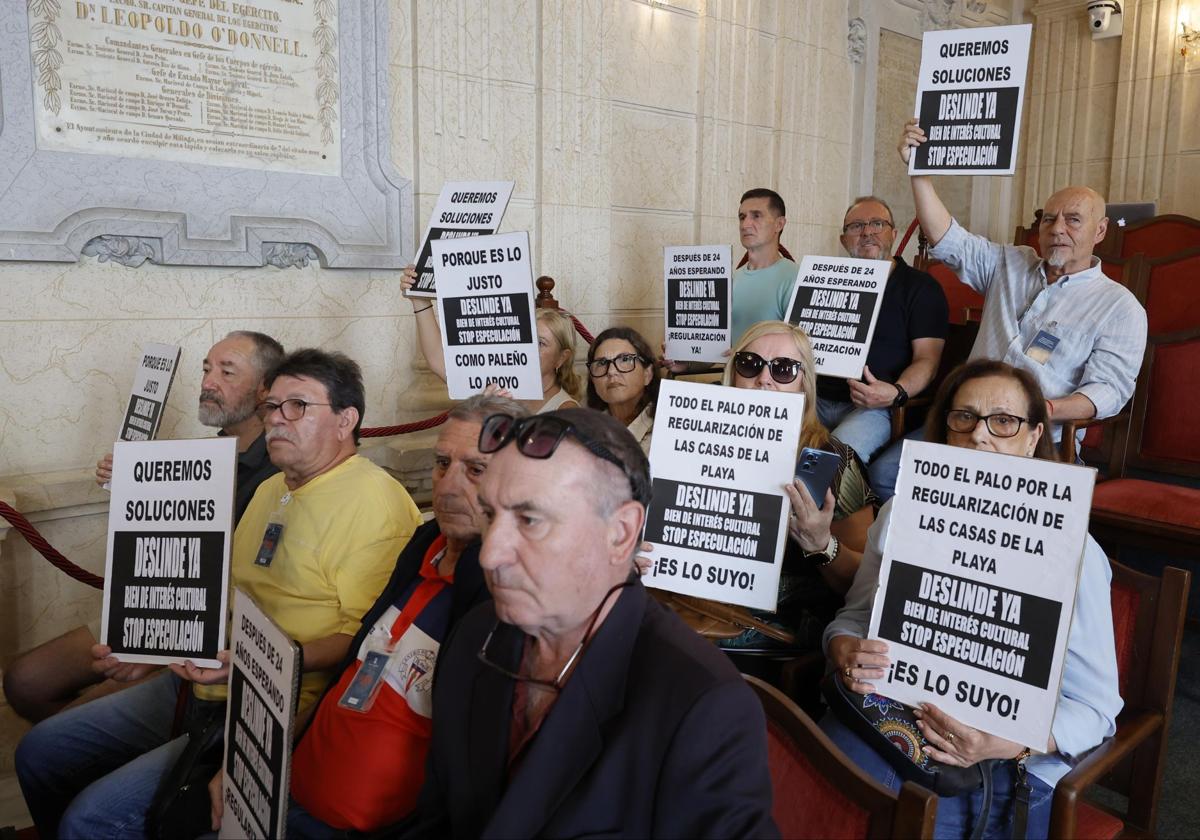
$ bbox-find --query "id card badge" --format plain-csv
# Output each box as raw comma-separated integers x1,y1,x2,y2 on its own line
255,494,291,567
338,637,394,714
1025,323,1061,365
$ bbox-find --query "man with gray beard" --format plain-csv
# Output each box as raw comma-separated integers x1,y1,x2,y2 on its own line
899,118,1146,448
4,331,284,723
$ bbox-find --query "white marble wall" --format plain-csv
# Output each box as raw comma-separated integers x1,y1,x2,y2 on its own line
0,1,858,797
1013,0,1200,231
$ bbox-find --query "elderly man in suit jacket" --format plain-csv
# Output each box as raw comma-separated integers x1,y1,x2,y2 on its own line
406,407,777,839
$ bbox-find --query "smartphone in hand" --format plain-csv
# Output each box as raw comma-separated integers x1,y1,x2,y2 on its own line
795,448,840,505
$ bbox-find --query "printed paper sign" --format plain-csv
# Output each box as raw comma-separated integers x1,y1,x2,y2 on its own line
784,256,889,379
642,379,803,611
434,231,542,400
663,245,732,363
219,589,302,840
100,438,236,669
408,180,516,297
867,440,1096,748
909,24,1033,175
118,342,181,442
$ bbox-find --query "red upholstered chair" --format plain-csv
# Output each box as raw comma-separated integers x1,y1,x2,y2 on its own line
744,675,937,839
1088,327,1200,555
1049,561,1190,838
921,259,983,326
1099,213,1200,260
1013,222,1042,254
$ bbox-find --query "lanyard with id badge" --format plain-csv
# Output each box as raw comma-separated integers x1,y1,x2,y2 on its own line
338,551,447,714
1026,320,1061,365
255,491,291,566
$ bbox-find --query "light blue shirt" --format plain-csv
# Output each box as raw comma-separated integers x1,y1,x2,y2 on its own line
931,220,1147,442
731,257,798,346
824,499,1122,788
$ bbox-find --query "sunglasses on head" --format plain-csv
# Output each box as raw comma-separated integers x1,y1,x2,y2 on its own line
733,351,804,385
478,413,636,495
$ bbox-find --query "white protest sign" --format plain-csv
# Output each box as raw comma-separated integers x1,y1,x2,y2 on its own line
909,24,1032,175
663,245,732,363
219,588,301,840
118,342,181,442
784,256,889,379
867,440,1096,748
409,180,516,297
433,231,542,400
642,379,803,611
100,437,236,669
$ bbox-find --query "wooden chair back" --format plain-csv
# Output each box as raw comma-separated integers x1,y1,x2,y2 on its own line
1049,561,1190,836
1098,213,1200,260
745,675,937,839
1127,246,1200,334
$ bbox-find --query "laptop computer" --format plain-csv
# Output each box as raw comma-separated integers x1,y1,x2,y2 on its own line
1105,202,1156,228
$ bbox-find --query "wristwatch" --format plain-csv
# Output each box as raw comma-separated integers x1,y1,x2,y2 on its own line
803,534,840,567
891,381,909,408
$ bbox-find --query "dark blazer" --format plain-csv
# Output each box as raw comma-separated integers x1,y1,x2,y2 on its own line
408,579,778,839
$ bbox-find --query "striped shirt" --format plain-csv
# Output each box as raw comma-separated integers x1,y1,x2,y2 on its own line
931,220,1147,442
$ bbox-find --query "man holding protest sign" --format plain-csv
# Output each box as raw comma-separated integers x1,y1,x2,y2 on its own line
899,118,1147,448
816,196,948,493
406,408,776,838
4,331,284,724
821,360,1120,837
206,394,523,836
16,348,421,839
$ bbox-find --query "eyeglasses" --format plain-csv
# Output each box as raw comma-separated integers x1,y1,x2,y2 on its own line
945,409,1028,438
733,351,804,385
842,219,894,236
587,353,648,378
255,399,333,421
476,580,634,692
478,413,637,495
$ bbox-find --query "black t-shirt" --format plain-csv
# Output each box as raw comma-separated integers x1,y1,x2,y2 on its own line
231,432,279,525
817,256,948,403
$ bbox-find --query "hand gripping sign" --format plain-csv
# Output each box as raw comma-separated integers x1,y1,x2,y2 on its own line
784,256,889,380
100,437,236,669
867,440,1096,749
642,379,803,611
909,24,1033,175
408,180,515,297
220,589,302,840
433,230,543,400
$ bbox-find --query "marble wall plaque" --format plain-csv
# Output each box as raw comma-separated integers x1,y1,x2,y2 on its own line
32,0,341,176
3,0,410,268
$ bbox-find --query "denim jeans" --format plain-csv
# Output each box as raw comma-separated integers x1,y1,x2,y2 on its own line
287,796,350,839
819,713,1054,839
817,398,892,464
15,671,223,839
865,427,927,502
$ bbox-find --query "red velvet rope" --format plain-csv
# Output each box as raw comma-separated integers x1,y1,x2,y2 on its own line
569,314,595,345
359,410,450,439
895,217,921,259
1,500,105,590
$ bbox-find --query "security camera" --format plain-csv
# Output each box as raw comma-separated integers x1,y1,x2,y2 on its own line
1087,1,1122,39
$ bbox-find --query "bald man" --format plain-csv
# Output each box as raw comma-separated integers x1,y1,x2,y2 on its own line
898,118,1146,447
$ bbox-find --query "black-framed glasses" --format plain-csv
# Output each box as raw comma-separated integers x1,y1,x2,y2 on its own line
945,409,1028,438
476,580,634,692
478,413,637,495
842,218,894,236
733,351,804,385
587,352,648,377
255,399,333,421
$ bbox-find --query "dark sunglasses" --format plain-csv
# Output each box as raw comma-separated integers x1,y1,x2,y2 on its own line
733,351,804,385
478,413,637,496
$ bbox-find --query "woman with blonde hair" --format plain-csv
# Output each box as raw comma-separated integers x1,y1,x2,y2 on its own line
719,319,878,650
401,267,581,413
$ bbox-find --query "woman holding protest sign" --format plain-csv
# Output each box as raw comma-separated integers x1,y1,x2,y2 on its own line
400,266,582,413
585,326,659,454
717,319,878,651
822,359,1120,838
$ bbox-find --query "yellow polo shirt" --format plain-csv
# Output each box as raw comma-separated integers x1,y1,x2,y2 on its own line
196,454,420,711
